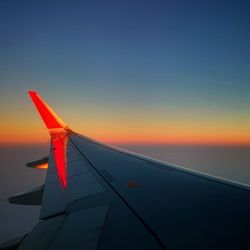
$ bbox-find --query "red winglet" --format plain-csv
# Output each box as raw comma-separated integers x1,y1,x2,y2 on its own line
29,91,69,188
28,91,68,130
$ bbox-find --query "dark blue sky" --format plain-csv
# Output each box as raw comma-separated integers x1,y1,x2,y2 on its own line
0,0,250,144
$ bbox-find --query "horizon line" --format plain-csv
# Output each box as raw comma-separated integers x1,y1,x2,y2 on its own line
1,140,250,147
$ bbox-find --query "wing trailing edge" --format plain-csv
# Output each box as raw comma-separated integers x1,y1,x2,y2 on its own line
8,185,44,205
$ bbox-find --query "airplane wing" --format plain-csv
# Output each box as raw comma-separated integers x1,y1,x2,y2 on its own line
3,91,250,250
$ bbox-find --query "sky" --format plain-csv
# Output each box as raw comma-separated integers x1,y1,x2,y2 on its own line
0,0,250,145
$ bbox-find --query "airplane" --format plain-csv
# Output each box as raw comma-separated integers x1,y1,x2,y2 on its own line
0,91,250,250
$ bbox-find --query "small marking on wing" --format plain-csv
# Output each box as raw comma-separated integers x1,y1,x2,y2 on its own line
127,181,140,189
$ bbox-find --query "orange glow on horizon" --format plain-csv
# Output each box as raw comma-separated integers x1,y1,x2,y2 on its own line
1,90,250,147
92,134,250,146
1,129,250,146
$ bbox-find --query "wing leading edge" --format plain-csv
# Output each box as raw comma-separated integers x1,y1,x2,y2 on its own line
14,91,250,250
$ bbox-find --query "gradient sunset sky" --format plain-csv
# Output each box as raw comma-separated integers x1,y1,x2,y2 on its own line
0,0,250,145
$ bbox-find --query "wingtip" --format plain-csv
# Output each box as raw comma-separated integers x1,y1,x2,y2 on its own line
28,90,69,132
28,90,38,96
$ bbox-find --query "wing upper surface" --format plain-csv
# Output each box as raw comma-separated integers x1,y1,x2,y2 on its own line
18,133,164,249
25,91,166,249
69,133,250,250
